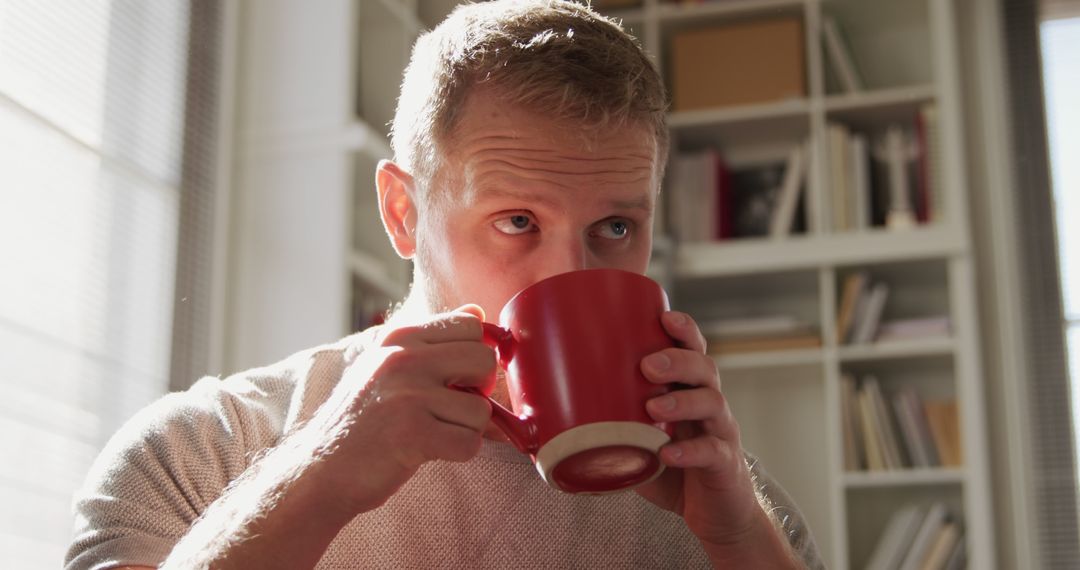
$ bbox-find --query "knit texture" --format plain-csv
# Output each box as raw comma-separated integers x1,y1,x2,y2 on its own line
65,329,823,569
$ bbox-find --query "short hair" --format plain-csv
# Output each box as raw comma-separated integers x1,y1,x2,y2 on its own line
390,0,669,191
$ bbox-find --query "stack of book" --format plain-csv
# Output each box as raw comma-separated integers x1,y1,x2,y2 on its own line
702,315,821,355
669,142,808,243
820,15,942,232
865,502,966,570
836,272,951,345
826,105,942,233
841,375,962,472
827,122,871,232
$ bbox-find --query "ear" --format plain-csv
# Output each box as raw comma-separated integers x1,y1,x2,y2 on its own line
375,160,418,259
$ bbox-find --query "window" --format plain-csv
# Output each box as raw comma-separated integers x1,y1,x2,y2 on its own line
1041,12,1080,481
0,2,220,566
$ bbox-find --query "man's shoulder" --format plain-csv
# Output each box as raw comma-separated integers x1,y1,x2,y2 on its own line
112,328,380,456
78,327,385,498
184,326,384,433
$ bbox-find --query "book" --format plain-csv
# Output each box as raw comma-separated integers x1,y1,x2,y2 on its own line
875,316,951,342
769,142,808,238
925,399,963,467
821,16,863,93
850,133,871,229
849,275,874,344
858,383,886,471
893,388,932,468
672,150,721,243
915,104,931,224
866,376,907,469
919,521,961,570
828,123,851,231
654,176,669,239
671,153,700,243
898,388,942,468
908,390,942,467
865,504,926,570
852,281,890,344
836,272,869,344
898,503,948,570
919,103,943,224
841,373,864,470
943,535,966,570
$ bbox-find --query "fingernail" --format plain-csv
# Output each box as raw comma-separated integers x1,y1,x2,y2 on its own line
645,353,671,371
666,446,683,460
669,312,687,325
649,395,676,412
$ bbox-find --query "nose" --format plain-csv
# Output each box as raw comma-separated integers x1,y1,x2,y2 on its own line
531,231,593,282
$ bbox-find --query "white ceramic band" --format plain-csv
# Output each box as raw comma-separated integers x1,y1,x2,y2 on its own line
534,421,671,493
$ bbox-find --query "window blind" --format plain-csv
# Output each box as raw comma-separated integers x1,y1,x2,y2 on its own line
0,1,221,566
1002,0,1080,567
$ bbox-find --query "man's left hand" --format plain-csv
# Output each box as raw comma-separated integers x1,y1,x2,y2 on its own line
635,311,802,569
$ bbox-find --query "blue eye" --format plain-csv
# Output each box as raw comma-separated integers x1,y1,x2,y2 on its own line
494,214,537,235
596,219,630,240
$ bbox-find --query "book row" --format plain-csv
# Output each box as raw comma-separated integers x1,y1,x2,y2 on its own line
836,271,951,346
665,104,941,244
842,375,962,472
827,105,942,233
865,502,965,570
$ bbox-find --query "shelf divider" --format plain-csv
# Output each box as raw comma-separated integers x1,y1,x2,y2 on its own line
843,468,965,488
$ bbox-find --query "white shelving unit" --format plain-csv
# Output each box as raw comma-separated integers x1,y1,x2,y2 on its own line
234,0,993,567
232,0,422,371
350,0,421,327
599,0,994,567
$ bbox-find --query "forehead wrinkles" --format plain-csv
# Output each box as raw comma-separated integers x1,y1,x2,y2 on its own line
459,133,655,186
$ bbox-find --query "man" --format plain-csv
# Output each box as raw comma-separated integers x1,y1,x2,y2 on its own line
66,1,822,568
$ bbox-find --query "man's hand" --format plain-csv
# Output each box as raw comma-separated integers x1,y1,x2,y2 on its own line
162,305,497,570
313,304,497,514
634,311,803,569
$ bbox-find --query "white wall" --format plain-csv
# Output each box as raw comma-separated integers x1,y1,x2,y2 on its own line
957,0,1040,567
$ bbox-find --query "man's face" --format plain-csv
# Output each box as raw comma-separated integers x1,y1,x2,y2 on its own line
413,87,659,321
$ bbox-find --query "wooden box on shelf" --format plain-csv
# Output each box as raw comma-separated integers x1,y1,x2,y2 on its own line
670,16,806,111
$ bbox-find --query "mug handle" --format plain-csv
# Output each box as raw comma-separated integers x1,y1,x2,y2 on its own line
462,323,537,455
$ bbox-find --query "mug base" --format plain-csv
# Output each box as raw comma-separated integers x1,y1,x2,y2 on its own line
535,422,670,495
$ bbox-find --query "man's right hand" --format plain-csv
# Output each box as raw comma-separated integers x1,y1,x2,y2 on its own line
305,304,498,515
160,305,497,570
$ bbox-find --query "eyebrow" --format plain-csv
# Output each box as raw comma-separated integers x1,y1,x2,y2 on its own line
478,187,560,209
477,187,653,213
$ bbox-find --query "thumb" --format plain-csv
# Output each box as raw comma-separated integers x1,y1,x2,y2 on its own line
452,303,486,322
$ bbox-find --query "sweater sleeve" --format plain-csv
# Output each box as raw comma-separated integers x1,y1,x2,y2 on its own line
63,372,287,570
746,452,826,570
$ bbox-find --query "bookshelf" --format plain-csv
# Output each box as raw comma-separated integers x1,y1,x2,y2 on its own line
597,0,994,567
232,0,422,368
235,0,992,567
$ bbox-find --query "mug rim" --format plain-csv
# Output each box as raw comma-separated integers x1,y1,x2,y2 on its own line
498,268,659,324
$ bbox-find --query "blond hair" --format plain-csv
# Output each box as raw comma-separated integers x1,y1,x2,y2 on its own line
390,0,669,190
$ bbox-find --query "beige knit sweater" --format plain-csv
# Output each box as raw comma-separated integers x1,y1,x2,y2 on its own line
65,329,823,569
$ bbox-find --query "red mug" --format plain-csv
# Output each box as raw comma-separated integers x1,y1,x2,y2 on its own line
478,268,675,494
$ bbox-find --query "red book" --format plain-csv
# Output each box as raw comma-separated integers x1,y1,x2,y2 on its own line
915,111,931,224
